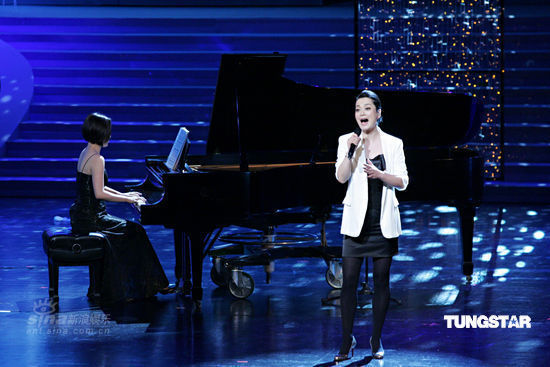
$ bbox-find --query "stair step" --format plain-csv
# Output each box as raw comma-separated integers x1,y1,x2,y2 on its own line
22,50,354,69
504,142,550,163
0,17,353,34
2,33,354,52
4,139,207,158
484,180,550,203
504,123,550,142
503,86,550,105
32,85,216,104
503,105,550,124
0,176,140,198
14,121,210,140
504,33,550,50
31,67,355,88
32,68,219,86
503,162,550,182
30,68,354,90
0,158,147,178
27,103,212,122
503,69,550,87
504,16,550,33
505,50,550,68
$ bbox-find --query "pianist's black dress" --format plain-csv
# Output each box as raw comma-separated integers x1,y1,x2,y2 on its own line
342,154,398,258
69,170,169,304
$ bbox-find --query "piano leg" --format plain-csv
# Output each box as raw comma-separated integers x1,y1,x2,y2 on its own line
183,233,193,295
189,231,206,304
174,229,182,288
457,204,475,280
174,229,192,294
320,221,327,247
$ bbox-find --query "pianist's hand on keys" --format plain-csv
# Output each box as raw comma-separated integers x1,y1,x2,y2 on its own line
128,192,147,212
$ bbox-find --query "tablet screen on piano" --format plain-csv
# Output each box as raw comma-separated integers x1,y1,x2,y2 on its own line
165,127,189,171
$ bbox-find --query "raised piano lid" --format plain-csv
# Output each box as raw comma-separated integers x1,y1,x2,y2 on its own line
203,53,483,166
376,90,484,148
205,53,358,165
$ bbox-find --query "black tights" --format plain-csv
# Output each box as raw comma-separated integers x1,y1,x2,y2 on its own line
339,256,392,354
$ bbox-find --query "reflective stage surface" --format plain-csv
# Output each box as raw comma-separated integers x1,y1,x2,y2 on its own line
0,198,548,366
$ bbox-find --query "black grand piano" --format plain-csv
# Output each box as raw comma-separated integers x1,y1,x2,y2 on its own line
131,53,484,302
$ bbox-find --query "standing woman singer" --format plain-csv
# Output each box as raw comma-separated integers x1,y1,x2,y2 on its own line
334,90,408,362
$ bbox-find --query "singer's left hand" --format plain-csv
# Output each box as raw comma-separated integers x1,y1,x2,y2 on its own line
363,159,384,179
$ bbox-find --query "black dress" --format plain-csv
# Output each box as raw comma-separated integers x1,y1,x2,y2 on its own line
342,154,398,258
69,170,169,304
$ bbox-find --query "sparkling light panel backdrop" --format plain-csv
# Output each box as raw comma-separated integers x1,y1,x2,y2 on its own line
357,0,502,178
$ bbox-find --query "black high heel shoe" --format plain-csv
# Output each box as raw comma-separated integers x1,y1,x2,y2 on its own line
334,335,357,363
370,336,384,359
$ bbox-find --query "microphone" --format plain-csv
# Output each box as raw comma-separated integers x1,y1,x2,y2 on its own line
347,127,362,159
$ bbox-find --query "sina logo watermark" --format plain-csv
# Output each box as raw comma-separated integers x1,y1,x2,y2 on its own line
32,298,57,315
27,298,59,334
27,298,112,336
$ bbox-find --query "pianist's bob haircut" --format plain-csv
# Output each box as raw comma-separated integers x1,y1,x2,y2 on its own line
82,112,112,145
356,89,383,124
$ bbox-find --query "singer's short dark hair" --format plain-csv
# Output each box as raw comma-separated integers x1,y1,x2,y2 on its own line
82,113,111,145
356,90,382,111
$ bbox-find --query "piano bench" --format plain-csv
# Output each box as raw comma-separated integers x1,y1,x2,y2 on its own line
42,228,107,306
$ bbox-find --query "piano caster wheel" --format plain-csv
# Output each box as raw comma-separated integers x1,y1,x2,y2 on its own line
228,269,255,299
325,260,343,289
211,257,230,287
326,268,343,289
210,265,228,287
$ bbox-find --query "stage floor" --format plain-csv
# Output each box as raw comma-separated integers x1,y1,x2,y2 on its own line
0,198,548,366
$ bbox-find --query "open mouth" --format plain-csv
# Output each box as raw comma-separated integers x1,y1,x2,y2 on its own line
360,119,369,124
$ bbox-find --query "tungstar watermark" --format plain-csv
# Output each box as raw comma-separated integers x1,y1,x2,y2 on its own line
444,315,531,328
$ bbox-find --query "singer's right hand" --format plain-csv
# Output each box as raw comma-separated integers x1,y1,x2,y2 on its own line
347,133,361,150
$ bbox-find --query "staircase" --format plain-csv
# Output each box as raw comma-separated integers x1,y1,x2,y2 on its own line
2,2,548,201
485,1,550,201
0,7,354,197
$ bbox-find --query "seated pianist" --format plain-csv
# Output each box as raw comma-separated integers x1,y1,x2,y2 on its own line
69,112,174,304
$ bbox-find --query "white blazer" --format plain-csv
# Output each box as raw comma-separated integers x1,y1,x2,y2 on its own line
335,127,409,238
